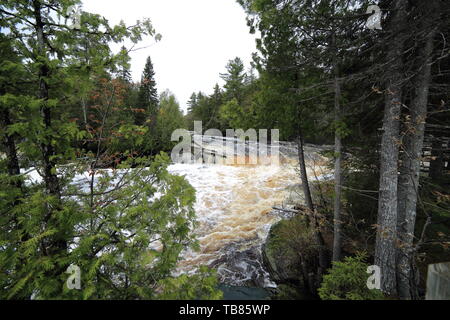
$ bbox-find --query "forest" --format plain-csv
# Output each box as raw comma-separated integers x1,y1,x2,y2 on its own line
0,0,449,302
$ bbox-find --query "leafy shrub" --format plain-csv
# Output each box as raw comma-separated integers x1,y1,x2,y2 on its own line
318,253,385,300
157,266,223,300
264,216,322,298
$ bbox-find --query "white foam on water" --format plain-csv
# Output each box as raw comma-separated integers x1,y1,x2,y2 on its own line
19,142,330,288
168,161,303,287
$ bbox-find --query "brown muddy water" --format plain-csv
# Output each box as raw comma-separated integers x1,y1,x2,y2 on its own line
169,145,330,288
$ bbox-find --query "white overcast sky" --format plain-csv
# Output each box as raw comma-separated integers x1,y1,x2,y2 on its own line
82,0,258,112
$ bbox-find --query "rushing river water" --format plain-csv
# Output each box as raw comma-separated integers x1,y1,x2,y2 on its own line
23,135,330,289
168,137,330,288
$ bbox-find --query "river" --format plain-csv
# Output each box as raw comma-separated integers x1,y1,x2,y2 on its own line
169,137,330,288
22,136,330,291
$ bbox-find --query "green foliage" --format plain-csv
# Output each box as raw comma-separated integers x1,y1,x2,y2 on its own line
153,90,187,152
267,216,318,262
0,152,203,299
220,57,247,103
64,153,199,299
186,85,224,131
0,0,214,300
333,120,351,139
136,56,159,126
219,98,245,129
318,253,385,300
250,71,300,140
110,124,148,155
264,216,321,298
157,266,223,300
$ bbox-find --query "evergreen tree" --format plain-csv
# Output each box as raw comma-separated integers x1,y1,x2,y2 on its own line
220,57,247,103
0,0,221,300
117,46,133,83
237,0,450,299
154,90,186,152
187,92,198,114
208,84,224,130
136,56,159,126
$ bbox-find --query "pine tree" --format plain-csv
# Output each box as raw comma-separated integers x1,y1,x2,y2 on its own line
187,92,198,114
136,56,159,126
0,0,224,300
208,84,224,130
375,0,409,297
396,0,443,299
220,57,247,103
117,46,133,83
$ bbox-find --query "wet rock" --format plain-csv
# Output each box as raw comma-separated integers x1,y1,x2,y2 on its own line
209,241,276,288
261,221,301,284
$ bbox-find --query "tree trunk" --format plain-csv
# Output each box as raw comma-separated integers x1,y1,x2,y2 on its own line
297,132,314,213
32,0,65,253
296,125,327,279
1,97,30,273
0,108,21,178
33,0,61,200
397,0,438,299
375,0,408,297
332,31,343,262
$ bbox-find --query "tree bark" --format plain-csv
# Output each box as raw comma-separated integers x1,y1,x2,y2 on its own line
32,0,62,202
375,0,408,297
0,92,30,272
297,131,314,213
397,0,438,299
32,0,66,254
0,108,21,178
332,32,343,262
296,125,327,279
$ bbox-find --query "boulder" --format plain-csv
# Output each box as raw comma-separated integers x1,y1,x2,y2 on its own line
262,220,302,285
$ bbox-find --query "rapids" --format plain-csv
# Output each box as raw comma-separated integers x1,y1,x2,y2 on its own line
169,137,330,288
21,135,331,289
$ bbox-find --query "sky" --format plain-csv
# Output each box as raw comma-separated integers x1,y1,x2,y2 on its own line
82,0,259,112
